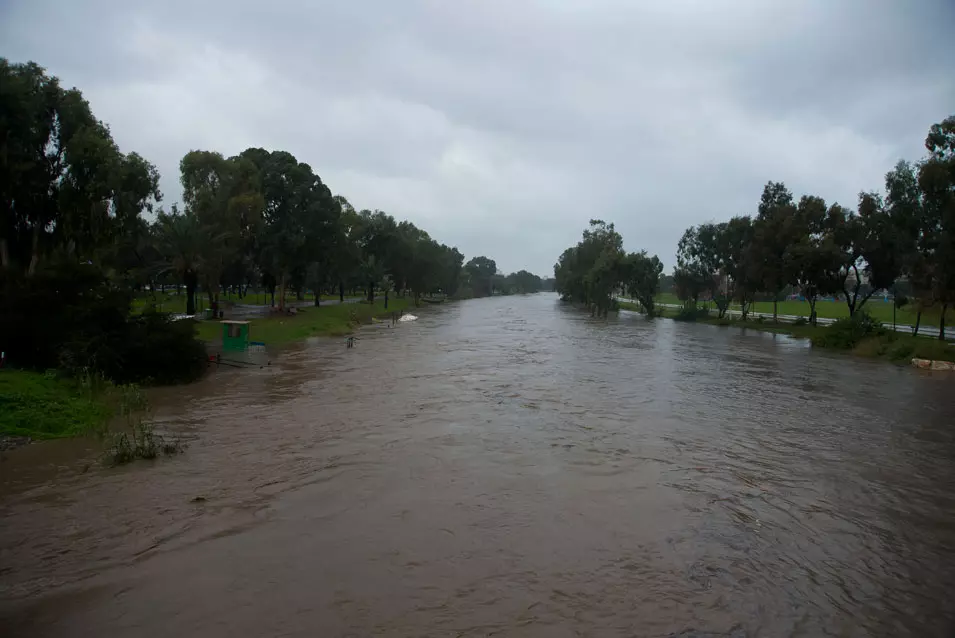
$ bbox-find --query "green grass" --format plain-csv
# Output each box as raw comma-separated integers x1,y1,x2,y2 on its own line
0,370,111,439
132,293,190,315
652,293,941,327
133,292,364,315
195,298,412,345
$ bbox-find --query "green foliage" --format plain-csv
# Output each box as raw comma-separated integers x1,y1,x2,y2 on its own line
464,256,498,297
673,305,711,322
621,251,663,316
0,263,205,384
811,312,885,350
0,59,161,274
0,369,111,438
666,115,955,339
498,270,543,294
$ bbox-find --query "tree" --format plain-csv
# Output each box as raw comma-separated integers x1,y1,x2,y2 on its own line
554,220,624,316
720,216,759,320
828,193,904,318
465,256,498,297
506,270,543,294
1,59,161,274
783,196,843,324
180,150,264,309
918,115,955,339
622,251,664,316
241,149,337,310
751,182,798,322
675,224,724,315
885,160,930,335
154,207,203,315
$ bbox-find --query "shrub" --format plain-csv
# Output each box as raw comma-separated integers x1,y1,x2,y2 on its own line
674,305,711,322
812,311,885,350
112,311,206,384
1,264,205,385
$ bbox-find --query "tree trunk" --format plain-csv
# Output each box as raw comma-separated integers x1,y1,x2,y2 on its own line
384,290,389,309
939,304,947,341
773,298,778,323
314,289,320,306
808,298,817,325
913,311,922,336
278,273,287,311
339,281,345,303
367,280,375,304
0,237,9,269
27,225,41,276
185,271,198,316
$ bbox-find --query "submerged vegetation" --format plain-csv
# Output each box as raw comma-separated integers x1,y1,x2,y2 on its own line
104,384,183,466
0,369,184,465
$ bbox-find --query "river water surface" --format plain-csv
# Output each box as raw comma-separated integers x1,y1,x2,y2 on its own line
2,294,954,637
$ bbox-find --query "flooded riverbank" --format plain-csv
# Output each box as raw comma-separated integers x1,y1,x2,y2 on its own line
2,293,954,637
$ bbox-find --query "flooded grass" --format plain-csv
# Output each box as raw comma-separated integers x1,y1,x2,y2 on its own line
619,306,954,365
194,298,412,344
104,384,184,466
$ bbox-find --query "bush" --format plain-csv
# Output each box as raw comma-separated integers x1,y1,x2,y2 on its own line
674,305,711,322
1,263,205,385
812,311,885,350
111,311,206,384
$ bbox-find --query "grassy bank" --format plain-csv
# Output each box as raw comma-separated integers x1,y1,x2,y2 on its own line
195,298,412,345
0,370,111,439
639,305,954,365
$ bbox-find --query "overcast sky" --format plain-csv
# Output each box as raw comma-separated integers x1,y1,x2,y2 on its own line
2,1,953,275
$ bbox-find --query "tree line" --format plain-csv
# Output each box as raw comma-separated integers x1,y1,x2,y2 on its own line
672,115,954,339
0,59,533,314
0,59,543,382
554,115,954,341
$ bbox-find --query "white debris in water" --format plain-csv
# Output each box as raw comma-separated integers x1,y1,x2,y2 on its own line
398,314,418,322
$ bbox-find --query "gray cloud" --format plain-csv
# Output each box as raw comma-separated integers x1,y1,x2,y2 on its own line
2,0,953,275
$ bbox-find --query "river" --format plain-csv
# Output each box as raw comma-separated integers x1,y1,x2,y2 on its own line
2,293,954,637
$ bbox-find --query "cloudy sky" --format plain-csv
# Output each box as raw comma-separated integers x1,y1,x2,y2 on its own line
2,0,953,275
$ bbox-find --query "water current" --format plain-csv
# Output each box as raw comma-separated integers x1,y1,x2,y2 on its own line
2,293,954,637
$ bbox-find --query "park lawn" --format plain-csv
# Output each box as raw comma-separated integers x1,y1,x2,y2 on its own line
194,298,412,345
0,369,111,439
133,292,365,315
132,293,190,315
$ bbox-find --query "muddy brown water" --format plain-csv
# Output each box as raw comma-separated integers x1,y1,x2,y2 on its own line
2,294,954,637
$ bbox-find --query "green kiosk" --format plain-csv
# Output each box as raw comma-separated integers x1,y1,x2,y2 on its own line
221,320,251,352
